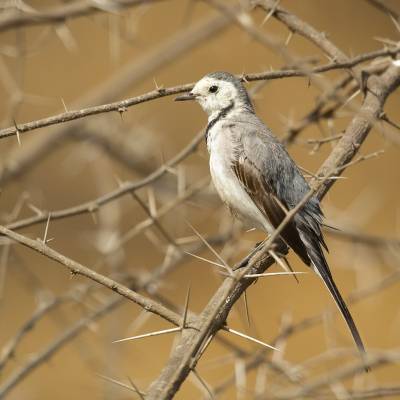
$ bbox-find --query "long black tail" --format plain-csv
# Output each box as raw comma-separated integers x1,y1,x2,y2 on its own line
314,255,366,355
299,231,368,370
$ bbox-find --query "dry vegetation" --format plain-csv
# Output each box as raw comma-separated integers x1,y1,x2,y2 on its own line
0,0,400,399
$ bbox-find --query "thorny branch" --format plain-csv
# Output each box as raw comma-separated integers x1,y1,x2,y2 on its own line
1,1,399,399
144,62,400,395
144,4,400,400
0,47,399,141
0,10,231,186
0,232,232,398
5,131,206,230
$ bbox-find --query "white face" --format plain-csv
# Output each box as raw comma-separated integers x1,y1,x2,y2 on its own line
191,77,238,117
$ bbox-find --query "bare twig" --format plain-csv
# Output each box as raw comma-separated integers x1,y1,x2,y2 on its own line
0,10,232,186
365,0,400,22
0,295,121,398
0,232,232,398
6,132,205,230
0,47,398,141
0,225,185,327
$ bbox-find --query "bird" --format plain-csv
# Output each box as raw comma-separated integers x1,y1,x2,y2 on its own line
175,71,367,363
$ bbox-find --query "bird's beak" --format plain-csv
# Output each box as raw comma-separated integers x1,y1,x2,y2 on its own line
174,92,196,101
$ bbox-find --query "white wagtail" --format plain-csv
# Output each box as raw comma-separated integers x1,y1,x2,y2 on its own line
175,71,367,362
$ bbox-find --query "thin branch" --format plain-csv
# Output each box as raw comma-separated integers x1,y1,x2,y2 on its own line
253,0,349,63
349,385,400,400
313,66,400,198
213,270,400,398
277,351,400,399
0,47,398,141
282,62,389,144
0,0,165,33
5,133,205,231
0,225,185,327
0,10,232,186
0,232,232,398
366,0,400,22
0,298,62,371
272,271,400,350
0,295,121,398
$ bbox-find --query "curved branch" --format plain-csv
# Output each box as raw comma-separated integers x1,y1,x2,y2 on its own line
253,0,349,63
145,64,400,400
314,63,400,197
6,131,204,230
365,0,400,21
0,232,232,398
0,225,184,327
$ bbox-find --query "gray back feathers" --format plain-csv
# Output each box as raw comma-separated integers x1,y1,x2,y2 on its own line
180,70,367,362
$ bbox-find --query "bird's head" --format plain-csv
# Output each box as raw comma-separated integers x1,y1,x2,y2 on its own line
175,72,253,119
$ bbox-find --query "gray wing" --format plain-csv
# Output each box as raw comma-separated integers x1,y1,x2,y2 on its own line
230,120,327,267
229,120,367,359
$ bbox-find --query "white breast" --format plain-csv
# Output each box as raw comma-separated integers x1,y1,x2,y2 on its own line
207,123,273,233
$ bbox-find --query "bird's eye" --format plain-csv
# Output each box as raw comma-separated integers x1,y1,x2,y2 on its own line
209,85,218,93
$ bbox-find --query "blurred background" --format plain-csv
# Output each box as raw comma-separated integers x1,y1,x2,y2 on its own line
0,0,399,398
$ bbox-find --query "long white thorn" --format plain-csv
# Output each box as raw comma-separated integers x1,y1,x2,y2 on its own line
268,249,289,272
96,374,145,396
224,327,279,351
244,271,307,278
186,221,233,275
184,251,227,271
113,327,181,343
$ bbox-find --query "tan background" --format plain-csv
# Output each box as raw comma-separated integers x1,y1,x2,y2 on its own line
0,0,399,398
